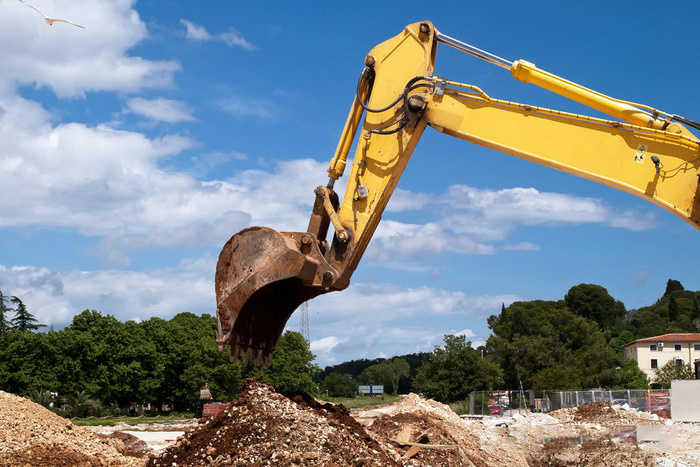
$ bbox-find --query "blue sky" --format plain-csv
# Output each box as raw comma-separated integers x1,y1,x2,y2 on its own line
1,0,698,366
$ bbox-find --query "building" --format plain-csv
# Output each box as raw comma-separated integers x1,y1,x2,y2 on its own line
622,333,700,381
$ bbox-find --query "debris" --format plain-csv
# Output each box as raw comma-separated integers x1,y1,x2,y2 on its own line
3,382,700,466
146,378,399,466
0,390,144,466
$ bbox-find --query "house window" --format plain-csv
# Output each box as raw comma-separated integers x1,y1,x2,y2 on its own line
694,344,700,351
675,344,682,351
649,344,657,351
675,359,684,369
651,359,658,369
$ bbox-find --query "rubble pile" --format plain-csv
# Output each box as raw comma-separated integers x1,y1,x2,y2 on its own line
522,402,693,467
147,378,398,466
3,382,700,466
0,390,145,467
355,393,529,466
551,401,663,425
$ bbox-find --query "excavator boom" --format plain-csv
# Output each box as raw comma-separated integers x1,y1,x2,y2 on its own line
216,22,700,365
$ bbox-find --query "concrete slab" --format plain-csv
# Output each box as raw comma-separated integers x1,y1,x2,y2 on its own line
671,380,700,422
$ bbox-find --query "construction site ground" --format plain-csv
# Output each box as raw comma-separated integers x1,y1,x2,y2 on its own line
2,379,699,466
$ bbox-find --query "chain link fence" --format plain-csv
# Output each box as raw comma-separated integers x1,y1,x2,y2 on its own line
468,389,670,417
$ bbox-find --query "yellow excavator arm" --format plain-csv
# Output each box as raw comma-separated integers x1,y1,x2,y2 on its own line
215,22,700,365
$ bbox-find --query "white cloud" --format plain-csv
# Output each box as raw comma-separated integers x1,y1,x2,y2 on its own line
218,95,278,120
503,242,541,251
0,93,331,263
305,283,518,364
442,185,655,231
219,30,256,50
310,335,348,363
201,150,248,164
366,220,494,264
0,86,657,269
451,328,476,338
385,188,432,212
126,97,196,123
180,19,211,41
0,257,216,328
181,19,256,51
3,0,180,98
360,184,655,266
0,261,513,366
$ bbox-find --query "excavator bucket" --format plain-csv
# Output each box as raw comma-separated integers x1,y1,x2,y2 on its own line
215,226,328,366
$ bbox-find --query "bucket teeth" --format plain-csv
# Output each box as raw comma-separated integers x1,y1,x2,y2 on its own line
230,345,240,363
254,349,263,366
227,341,274,367
241,347,252,366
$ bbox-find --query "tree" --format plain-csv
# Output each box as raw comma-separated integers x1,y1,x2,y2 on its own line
382,359,410,395
247,331,319,394
160,312,241,410
357,358,409,394
29,389,55,408
531,367,581,390
64,390,99,418
668,296,680,322
487,298,644,390
653,360,695,389
616,359,650,389
10,296,45,332
664,279,684,297
322,373,356,398
0,290,12,335
564,284,625,332
358,364,384,387
413,335,503,403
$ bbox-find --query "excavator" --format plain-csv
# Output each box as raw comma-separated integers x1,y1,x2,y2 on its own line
215,21,700,366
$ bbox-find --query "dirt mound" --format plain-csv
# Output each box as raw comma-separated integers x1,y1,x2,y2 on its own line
0,390,144,467
366,412,477,466
355,393,530,467
147,378,399,466
574,402,619,423
105,431,151,458
149,380,533,467
3,383,699,467
532,436,659,467
550,401,664,426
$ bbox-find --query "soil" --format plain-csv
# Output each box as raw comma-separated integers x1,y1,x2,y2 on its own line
3,382,700,466
147,378,399,466
106,431,152,458
0,390,144,467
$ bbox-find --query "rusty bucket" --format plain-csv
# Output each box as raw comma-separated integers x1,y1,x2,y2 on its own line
215,226,329,366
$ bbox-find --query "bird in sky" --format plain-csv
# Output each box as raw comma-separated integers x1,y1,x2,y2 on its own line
18,0,85,28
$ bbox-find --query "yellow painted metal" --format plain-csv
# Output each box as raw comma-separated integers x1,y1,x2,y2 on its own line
422,84,699,228
213,21,699,366
511,60,671,131
334,22,437,271
329,23,699,259
327,75,369,180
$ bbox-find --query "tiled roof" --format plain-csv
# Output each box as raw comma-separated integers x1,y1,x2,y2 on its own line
622,333,700,347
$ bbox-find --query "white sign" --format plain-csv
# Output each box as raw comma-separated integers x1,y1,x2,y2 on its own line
358,385,384,395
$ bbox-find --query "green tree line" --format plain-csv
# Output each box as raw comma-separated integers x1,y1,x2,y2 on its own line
0,291,45,333
0,304,318,415
320,280,700,403
2,279,698,412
